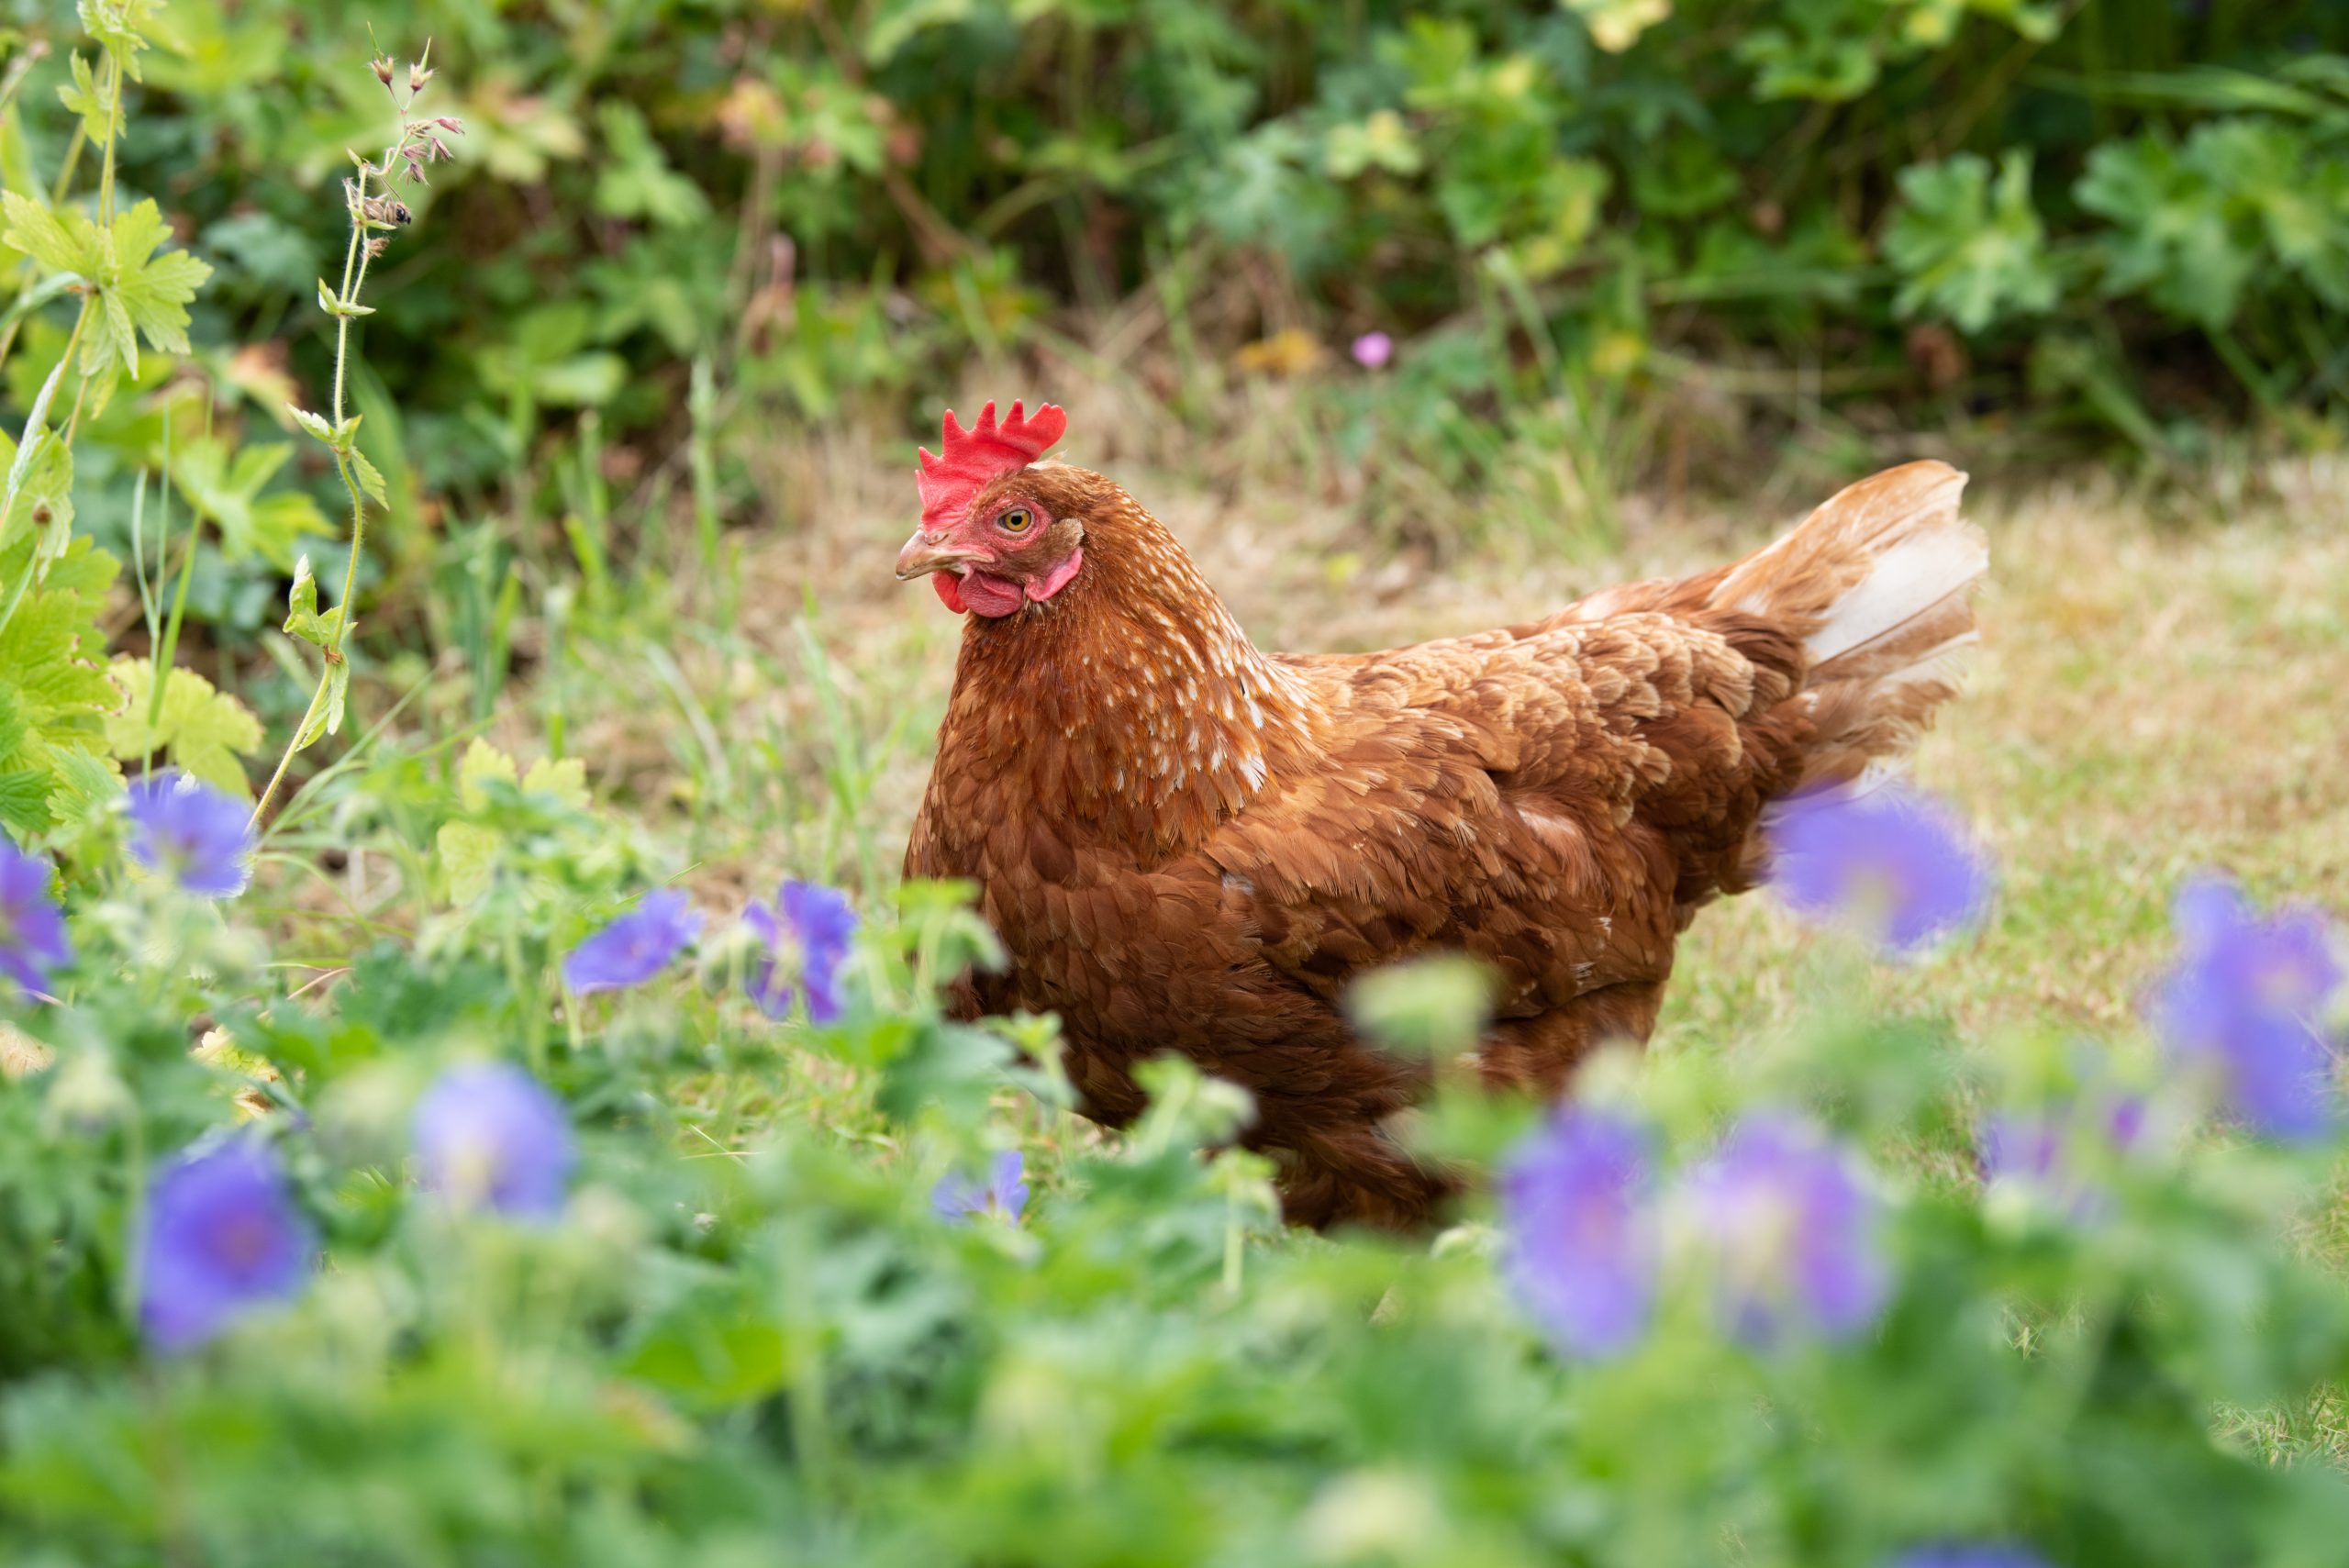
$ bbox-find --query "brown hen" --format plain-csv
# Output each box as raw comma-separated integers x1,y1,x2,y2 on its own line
898,402,1985,1227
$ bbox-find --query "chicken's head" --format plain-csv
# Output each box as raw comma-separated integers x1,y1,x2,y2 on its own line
896,400,1084,617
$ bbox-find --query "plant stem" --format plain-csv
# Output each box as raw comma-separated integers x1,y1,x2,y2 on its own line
250,154,390,830
251,680,328,827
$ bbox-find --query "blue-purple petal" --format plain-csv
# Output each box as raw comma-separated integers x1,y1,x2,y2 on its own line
1684,1113,1887,1347
1978,1088,2146,1226
934,1149,1027,1222
413,1062,575,1220
2152,873,2343,1140
139,1136,316,1351
563,889,701,995
744,880,857,1023
1890,1545,2054,1568
127,771,254,899
1766,784,1991,953
1500,1106,1657,1359
0,840,69,997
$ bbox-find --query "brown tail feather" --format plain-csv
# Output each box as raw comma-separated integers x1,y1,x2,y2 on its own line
1716,461,1986,798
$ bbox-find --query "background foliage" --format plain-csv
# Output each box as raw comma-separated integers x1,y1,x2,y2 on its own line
8,0,2341,651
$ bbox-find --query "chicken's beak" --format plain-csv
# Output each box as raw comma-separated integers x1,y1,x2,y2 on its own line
896,528,985,582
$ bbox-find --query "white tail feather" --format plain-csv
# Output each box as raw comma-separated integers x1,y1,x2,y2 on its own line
1714,460,1987,807
1806,525,1989,664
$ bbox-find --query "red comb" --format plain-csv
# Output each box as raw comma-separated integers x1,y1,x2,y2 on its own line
916,400,1067,528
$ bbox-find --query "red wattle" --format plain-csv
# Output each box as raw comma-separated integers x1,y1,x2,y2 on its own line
957,573,1027,617
932,573,966,613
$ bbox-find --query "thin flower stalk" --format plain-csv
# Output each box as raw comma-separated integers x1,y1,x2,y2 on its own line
250,49,462,829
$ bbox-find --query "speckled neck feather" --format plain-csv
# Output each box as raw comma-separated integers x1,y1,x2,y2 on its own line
936,468,1323,856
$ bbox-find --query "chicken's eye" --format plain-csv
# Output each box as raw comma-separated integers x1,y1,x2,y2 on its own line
998,506,1034,535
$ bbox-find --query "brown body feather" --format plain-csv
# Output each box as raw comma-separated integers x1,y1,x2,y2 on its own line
907,460,1984,1227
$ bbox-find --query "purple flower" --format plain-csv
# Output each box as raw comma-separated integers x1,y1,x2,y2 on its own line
1351,331,1394,370
563,888,701,994
1890,1545,2054,1568
127,770,253,898
1765,784,1991,953
413,1062,575,1220
1681,1114,1888,1348
1499,1106,1658,1358
138,1136,316,1351
745,880,857,1022
932,1150,1028,1222
1979,1090,2146,1225
0,840,69,998
2152,874,2343,1140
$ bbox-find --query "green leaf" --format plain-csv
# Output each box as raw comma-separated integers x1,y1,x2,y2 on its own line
320,656,350,739
0,683,28,764
1886,150,2059,333
2076,132,2257,329
624,1310,786,1407
529,353,626,407
594,103,710,230
1323,111,1423,180
103,657,263,798
350,447,388,509
2187,119,2349,311
1564,0,1672,53
0,429,76,554
80,199,214,378
863,0,974,66
436,820,503,905
78,0,162,79
521,754,587,810
1737,19,1881,104
56,51,115,140
168,436,330,569
45,744,119,826
0,768,49,835
1345,953,1496,1058
288,405,336,445
291,649,350,748
0,534,122,833
281,555,343,648
1,192,99,277
432,741,587,902
455,737,519,811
